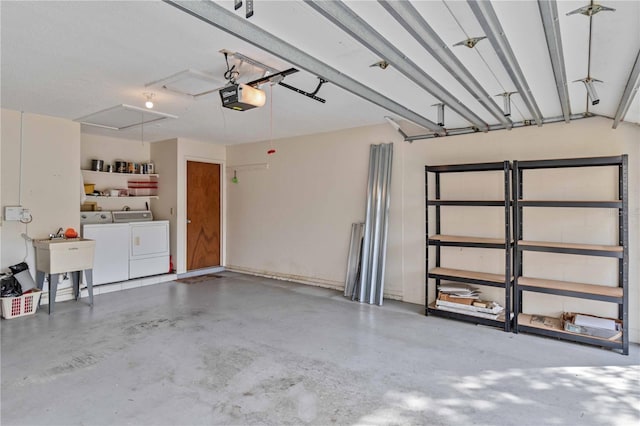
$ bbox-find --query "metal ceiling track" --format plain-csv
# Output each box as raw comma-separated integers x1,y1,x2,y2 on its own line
379,0,513,130
163,0,445,135
246,67,299,87
537,0,571,123
612,49,640,129
304,0,489,132
468,0,544,126
405,113,592,142
245,67,327,103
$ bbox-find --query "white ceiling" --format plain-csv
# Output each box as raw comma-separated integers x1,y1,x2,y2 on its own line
2,0,639,145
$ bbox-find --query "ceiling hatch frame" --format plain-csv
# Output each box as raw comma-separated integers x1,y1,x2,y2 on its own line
74,104,178,130
145,68,226,98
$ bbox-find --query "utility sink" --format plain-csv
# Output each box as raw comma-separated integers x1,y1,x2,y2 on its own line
33,238,96,274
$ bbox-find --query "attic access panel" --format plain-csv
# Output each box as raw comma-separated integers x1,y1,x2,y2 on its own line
145,69,226,98
74,104,178,130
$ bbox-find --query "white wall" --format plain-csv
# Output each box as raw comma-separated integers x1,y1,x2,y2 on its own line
226,117,639,342
1,109,81,273
150,138,179,270
226,125,401,293
81,133,150,170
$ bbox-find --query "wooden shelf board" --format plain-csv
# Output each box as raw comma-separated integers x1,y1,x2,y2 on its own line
518,277,622,298
82,169,159,178
429,235,508,245
86,195,159,199
518,314,622,344
428,200,506,204
518,240,623,253
429,267,511,283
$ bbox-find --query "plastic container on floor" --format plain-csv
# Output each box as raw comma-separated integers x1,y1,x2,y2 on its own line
1,290,42,319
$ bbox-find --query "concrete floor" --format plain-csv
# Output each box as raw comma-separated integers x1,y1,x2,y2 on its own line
1,272,638,426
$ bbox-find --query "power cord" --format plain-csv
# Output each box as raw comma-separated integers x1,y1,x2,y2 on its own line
224,52,239,84
21,222,31,262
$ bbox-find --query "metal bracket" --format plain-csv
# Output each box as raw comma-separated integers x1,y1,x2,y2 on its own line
431,103,445,126
566,4,615,16
453,36,487,49
234,0,242,11
278,78,327,103
496,92,517,117
370,60,389,70
246,0,254,18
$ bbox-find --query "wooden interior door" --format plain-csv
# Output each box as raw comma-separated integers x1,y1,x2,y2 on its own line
186,161,221,270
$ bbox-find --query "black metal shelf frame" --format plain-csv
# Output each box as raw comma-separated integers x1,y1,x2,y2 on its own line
427,271,508,289
518,200,622,208
427,200,508,207
428,239,509,250
516,284,623,304
513,155,628,355
517,245,623,258
425,161,512,332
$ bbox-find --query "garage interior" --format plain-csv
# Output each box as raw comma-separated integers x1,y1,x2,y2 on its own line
1,1,639,425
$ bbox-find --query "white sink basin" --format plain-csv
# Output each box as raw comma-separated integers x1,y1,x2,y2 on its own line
33,238,96,273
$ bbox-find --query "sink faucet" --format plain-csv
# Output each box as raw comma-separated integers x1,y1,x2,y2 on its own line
49,228,64,239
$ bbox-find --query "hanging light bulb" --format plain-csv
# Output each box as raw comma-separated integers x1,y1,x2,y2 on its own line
144,92,154,109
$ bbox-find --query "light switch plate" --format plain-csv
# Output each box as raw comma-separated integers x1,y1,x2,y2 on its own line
4,206,23,221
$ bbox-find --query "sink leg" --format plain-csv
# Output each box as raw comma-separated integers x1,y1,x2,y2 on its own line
35,270,45,308
85,269,94,307
71,271,80,301
48,273,59,315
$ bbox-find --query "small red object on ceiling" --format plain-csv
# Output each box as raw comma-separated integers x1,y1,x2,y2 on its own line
267,149,276,155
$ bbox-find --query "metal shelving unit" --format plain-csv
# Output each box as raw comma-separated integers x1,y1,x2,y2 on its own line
425,161,513,332
513,155,628,354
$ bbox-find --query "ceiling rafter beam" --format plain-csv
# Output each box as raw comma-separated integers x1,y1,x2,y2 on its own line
304,0,489,132
537,0,571,123
379,0,513,130
612,49,640,129
468,0,544,126
163,0,445,135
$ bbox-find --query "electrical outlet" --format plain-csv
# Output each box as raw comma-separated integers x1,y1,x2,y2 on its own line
4,206,23,221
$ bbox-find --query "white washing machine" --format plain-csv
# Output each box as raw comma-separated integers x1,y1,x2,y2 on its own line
80,212,129,285
112,211,170,279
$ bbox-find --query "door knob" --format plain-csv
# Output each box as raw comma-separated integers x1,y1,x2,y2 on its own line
187,219,192,224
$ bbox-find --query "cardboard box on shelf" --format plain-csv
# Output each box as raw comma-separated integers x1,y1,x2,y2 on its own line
81,201,98,211
562,312,622,341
